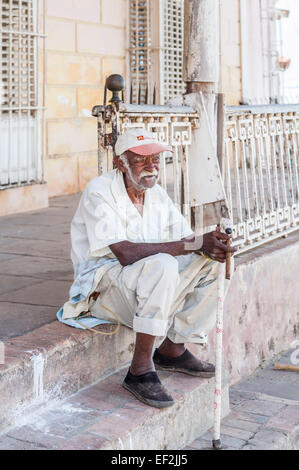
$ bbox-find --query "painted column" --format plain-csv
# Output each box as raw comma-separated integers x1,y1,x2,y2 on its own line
183,0,219,123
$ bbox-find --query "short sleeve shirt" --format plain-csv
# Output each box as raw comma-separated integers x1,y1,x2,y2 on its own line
71,169,193,265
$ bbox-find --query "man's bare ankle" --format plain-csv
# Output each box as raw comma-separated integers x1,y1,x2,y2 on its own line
158,339,185,358
129,365,155,376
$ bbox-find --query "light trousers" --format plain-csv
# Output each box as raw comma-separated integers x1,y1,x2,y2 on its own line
89,253,233,344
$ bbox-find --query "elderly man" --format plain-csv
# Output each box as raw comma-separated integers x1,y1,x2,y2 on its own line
61,128,236,409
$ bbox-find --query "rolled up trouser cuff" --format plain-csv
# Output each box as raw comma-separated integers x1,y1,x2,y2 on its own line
133,316,168,337
167,330,208,345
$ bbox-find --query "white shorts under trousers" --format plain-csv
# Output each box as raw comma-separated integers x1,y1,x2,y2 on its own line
89,253,233,344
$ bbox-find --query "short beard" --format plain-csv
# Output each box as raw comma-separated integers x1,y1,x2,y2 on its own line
120,154,158,190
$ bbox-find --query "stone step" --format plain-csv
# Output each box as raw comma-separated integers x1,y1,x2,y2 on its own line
0,320,135,432
0,366,230,450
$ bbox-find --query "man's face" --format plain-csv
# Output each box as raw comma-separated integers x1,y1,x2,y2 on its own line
119,150,161,190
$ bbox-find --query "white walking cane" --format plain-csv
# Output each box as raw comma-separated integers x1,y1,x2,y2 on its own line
212,218,232,450
185,91,233,448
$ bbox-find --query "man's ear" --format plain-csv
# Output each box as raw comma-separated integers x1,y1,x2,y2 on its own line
114,155,127,173
114,156,123,172
113,155,119,169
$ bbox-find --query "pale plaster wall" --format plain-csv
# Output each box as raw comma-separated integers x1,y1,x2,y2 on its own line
44,0,126,197
43,0,241,198
220,0,242,105
0,184,49,217
0,0,242,208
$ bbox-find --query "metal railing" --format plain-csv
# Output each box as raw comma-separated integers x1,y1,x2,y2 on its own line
224,104,299,252
0,0,46,189
93,94,299,254
93,102,199,227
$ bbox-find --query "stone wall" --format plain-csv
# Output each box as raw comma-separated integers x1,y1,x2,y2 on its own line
0,0,243,211
44,0,126,197
43,0,241,198
220,0,242,105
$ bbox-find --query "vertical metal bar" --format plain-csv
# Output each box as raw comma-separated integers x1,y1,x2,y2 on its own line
290,114,299,202
97,113,105,176
182,144,191,225
41,0,46,182
33,0,39,181
0,0,2,112
170,116,180,207
270,118,281,210
232,126,243,224
8,0,12,185
173,146,181,206
240,121,251,220
267,0,273,103
283,114,295,205
217,93,225,174
0,0,2,185
262,115,275,213
225,139,233,219
138,80,141,105
255,117,266,217
145,82,148,104
159,151,167,192
29,0,34,181
169,0,174,104
248,121,260,219
130,81,133,104
158,0,163,105
146,0,150,103
26,0,32,183
17,0,21,185
135,0,139,103
276,115,288,208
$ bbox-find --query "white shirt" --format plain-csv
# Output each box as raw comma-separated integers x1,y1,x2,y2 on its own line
71,169,193,265
62,169,193,319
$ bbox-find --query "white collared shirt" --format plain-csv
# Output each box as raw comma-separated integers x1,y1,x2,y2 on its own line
71,169,193,265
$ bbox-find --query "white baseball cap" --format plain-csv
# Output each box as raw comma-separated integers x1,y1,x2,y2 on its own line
115,128,172,156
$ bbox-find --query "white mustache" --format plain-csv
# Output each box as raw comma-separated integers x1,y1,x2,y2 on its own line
140,170,159,177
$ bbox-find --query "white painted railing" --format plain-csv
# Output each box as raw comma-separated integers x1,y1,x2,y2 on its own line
224,104,299,252
93,101,299,254
0,116,39,185
94,103,199,227
0,0,46,189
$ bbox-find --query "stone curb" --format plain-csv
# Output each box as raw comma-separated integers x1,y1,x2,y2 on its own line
0,320,135,432
0,368,230,450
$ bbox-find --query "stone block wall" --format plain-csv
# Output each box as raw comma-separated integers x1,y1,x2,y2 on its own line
42,0,242,198
220,0,242,105
44,0,126,197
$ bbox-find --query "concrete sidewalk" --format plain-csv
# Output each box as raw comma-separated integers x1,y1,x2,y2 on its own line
185,349,299,450
0,194,81,341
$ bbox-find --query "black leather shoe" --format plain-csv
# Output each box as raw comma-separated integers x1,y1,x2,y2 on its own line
153,348,215,378
122,370,175,408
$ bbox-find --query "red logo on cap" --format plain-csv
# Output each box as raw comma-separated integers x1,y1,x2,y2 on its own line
137,136,144,141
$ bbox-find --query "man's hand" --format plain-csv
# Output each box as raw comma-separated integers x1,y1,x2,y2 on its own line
197,230,237,263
